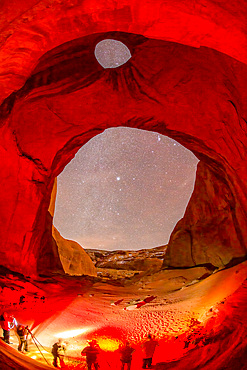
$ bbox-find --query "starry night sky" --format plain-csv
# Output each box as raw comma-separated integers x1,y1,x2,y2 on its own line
53,127,198,251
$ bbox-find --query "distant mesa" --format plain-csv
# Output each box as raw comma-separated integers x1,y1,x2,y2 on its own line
86,245,167,272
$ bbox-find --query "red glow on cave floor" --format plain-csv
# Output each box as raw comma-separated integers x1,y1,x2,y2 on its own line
1,263,247,369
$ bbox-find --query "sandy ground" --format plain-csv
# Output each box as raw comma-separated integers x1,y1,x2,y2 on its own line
4,261,245,368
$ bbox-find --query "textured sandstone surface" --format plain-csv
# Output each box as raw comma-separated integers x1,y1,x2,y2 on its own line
49,178,96,276
0,1,247,369
52,227,97,277
87,246,166,271
1,259,246,370
164,161,246,268
0,0,247,106
0,32,247,276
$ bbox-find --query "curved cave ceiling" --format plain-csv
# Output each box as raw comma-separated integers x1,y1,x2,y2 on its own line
1,22,247,275
0,1,247,368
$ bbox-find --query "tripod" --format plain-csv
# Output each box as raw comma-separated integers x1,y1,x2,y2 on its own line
26,327,51,366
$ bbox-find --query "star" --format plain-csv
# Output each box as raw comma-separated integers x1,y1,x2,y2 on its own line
54,127,198,251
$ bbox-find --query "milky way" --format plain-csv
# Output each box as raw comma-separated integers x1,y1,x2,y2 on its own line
53,127,198,251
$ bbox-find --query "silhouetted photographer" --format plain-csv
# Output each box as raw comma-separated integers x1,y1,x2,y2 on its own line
16,324,29,352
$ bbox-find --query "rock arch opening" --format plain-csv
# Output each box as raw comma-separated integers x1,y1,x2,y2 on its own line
53,127,198,254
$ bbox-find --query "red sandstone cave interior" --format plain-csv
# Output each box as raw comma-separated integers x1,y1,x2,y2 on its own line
1,1,247,369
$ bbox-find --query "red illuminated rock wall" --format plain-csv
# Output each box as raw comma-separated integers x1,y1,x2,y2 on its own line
0,31,247,276
0,3,247,370
164,161,246,268
0,1,247,277
0,0,247,106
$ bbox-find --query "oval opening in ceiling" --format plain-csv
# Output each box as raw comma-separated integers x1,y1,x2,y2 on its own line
94,39,132,68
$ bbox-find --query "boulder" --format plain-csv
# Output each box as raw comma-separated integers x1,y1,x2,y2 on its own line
0,11,246,277
48,178,96,277
163,161,246,268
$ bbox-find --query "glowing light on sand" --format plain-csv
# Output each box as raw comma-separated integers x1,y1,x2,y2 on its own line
54,327,91,339
67,342,88,352
97,337,121,352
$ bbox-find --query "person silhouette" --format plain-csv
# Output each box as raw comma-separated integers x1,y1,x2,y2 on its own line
52,338,66,368
0,312,17,344
141,334,159,369
81,339,100,370
119,341,135,370
16,324,29,352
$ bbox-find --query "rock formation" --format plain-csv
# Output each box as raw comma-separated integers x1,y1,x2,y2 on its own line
0,1,247,369
164,161,246,269
1,30,247,276
49,178,96,277
87,246,166,271
52,227,97,277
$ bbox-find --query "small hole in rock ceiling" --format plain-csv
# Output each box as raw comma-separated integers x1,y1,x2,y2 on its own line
94,39,132,68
